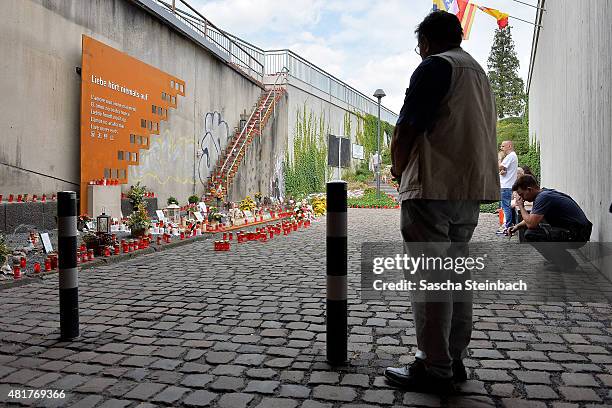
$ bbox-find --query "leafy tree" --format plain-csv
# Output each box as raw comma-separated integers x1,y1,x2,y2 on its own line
497,117,540,180
487,27,525,118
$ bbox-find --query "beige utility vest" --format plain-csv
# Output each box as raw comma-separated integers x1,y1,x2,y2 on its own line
399,47,500,202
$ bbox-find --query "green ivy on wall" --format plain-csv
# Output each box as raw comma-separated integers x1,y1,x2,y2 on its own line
284,105,328,198
355,112,395,165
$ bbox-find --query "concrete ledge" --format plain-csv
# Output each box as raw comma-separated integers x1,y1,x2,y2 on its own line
0,232,214,290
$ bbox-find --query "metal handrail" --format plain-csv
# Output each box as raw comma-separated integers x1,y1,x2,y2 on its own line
225,33,398,123
216,69,287,185
151,0,264,82
224,69,288,194
149,0,396,121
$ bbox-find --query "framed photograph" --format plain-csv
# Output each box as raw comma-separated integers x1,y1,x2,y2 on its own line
39,233,53,254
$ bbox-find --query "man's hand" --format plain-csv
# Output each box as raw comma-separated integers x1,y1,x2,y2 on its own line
516,196,524,208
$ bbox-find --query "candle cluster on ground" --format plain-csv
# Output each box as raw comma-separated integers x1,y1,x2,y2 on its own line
0,194,56,203
214,218,312,252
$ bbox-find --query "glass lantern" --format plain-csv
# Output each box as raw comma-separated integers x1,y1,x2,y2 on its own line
97,212,111,235
165,204,181,225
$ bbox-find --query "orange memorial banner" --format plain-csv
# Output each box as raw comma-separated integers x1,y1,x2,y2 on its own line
80,35,185,214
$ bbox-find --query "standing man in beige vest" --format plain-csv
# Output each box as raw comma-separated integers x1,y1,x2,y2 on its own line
386,11,499,393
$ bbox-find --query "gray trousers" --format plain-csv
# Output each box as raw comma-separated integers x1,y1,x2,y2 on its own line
400,199,480,379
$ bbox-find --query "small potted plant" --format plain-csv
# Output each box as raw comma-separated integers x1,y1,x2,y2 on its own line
167,196,179,206
0,235,11,272
127,203,151,238
77,214,92,232
127,182,147,210
188,195,200,205
82,232,100,253
254,192,262,205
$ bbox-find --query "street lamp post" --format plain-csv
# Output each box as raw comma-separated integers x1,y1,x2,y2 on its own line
373,89,386,197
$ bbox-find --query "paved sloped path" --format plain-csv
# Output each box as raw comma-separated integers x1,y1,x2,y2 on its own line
0,210,610,407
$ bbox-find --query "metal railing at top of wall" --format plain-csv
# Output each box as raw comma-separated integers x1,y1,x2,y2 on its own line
150,0,398,124
264,50,398,124
222,34,399,125
151,0,265,83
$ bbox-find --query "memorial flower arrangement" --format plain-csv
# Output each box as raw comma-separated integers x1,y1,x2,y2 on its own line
127,203,151,237
127,182,147,209
0,235,10,268
207,206,222,223
239,196,256,211
77,214,92,231
309,196,326,216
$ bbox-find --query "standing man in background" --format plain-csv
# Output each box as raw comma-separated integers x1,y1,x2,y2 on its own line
498,140,518,234
388,10,499,393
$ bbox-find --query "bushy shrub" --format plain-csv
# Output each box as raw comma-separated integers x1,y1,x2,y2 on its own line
497,117,540,180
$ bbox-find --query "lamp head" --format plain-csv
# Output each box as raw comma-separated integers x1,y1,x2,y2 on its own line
373,89,386,99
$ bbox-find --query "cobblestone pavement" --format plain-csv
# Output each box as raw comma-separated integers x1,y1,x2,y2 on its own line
0,209,610,407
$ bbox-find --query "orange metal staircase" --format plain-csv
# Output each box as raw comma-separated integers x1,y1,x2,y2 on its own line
206,75,286,202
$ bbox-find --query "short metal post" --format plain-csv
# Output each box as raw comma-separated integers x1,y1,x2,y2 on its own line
326,181,347,365
58,191,79,339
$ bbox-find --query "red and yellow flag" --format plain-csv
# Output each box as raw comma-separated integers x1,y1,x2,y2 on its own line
478,6,509,29
457,0,478,40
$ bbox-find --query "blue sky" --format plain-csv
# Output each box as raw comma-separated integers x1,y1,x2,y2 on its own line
191,0,537,114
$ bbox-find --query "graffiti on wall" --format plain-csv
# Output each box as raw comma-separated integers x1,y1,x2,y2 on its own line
269,156,284,202
197,111,230,188
129,128,193,185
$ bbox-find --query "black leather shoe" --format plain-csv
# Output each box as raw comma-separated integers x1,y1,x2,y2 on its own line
452,359,468,382
384,360,456,394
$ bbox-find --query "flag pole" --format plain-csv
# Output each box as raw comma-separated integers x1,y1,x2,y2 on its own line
508,14,542,27
509,0,546,12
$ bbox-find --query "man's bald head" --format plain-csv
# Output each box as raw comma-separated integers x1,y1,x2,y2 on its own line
500,140,514,153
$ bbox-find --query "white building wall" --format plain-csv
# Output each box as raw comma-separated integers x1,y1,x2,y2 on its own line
528,0,612,243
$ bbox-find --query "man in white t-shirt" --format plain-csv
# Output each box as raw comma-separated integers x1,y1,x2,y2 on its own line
498,140,518,232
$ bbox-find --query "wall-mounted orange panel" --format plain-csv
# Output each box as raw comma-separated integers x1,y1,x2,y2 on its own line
80,35,185,215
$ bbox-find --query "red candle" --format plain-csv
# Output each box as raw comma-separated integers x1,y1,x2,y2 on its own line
13,265,21,279
20,257,26,268
44,259,51,271
33,262,41,273
8,194,13,203
114,244,120,255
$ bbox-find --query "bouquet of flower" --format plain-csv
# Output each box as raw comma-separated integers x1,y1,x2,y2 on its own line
239,196,256,211
310,196,326,216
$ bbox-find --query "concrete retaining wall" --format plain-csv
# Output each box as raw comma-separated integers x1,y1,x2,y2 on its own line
1,0,266,207
528,0,612,279
2,0,385,212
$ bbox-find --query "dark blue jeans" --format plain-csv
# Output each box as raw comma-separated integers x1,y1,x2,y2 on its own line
500,188,513,228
